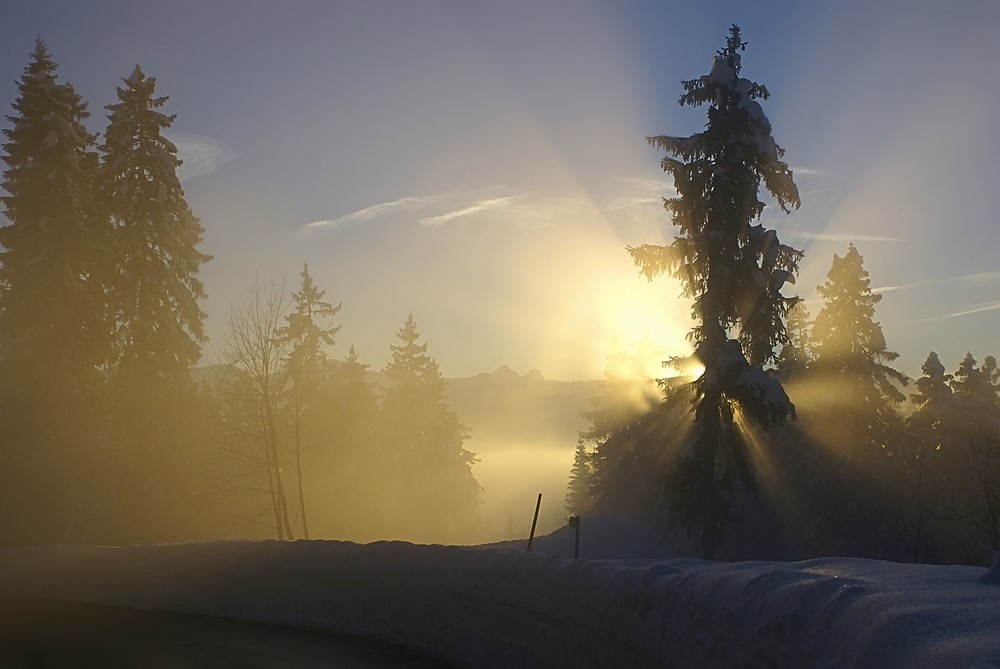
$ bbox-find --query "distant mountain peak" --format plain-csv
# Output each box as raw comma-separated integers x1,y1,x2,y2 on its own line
492,365,520,378
525,369,545,382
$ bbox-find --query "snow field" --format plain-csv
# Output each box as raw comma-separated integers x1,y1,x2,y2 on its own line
1,520,999,668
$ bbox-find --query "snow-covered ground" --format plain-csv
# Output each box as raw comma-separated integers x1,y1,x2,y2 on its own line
1,515,999,668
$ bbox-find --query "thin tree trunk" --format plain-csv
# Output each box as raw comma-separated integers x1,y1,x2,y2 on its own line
293,383,310,539
700,396,721,560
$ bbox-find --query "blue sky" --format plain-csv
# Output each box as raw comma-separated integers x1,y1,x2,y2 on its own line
2,0,999,381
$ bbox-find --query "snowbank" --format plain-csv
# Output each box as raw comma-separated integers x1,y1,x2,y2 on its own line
1,517,999,668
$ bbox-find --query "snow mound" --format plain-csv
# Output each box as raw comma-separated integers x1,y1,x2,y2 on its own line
1,522,999,668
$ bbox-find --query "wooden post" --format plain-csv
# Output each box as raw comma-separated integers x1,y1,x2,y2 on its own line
568,515,580,559
526,493,542,551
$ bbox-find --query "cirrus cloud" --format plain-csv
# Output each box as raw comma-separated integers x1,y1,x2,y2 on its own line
165,131,235,181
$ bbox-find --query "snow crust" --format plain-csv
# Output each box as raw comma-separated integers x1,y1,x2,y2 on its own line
1,516,999,668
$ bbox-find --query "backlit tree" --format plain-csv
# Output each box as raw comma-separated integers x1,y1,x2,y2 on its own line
626,25,802,558
100,65,211,537
381,315,480,542
0,40,110,543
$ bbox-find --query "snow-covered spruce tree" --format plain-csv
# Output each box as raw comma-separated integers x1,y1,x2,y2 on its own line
100,65,211,538
0,40,111,543
381,315,480,542
627,25,801,558
276,263,341,538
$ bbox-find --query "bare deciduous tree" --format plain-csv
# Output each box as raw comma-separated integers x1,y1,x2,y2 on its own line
217,276,295,539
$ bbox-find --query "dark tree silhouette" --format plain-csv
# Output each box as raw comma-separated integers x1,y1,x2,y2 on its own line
565,438,594,515
806,245,907,557
381,315,480,542
941,353,1000,557
903,351,956,561
0,40,110,543
100,65,211,538
627,25,801,558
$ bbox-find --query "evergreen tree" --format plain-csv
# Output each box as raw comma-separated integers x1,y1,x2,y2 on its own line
807,245,907,556
277,263,340,538
952,352,1000,412
811,244,907,454
318,344,385,539
945,353,1000,556
904,351,956,561
381,315,480,542
0,40,110,543
565,438,594,515
99,65,211,538
626,26,801,557
910,352,954,419
102,65,209,387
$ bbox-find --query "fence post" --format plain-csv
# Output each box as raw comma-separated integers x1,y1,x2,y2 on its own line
526,493,542,551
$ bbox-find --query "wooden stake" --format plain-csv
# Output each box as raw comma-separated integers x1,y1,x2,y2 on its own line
526,493,542,551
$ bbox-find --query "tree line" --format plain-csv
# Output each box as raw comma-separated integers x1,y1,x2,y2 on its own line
567,26,1000,566
0,39,480,546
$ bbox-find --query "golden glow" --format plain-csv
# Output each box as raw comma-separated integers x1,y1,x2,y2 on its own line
734,406,793,512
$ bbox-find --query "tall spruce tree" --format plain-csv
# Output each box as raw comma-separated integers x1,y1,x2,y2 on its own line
0,40,110,543
100,65,211,538
811,244,907,454
381,315,480,542
626,25,801,557
808,245,907,556
102,65,209,385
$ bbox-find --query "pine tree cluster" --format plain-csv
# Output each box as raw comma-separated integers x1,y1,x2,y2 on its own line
0,41,210,544
0,41,481,546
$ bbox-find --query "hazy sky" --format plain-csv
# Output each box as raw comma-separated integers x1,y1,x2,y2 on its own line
2,0,999,381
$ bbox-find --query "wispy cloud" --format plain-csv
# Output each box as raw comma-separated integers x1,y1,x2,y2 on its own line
298,186,593,238
939,301,1000,320
298,193,451,236
419,196,517,228
165,131,235,181
954,270,1000,285
874,270,1000,297
790,231,908,243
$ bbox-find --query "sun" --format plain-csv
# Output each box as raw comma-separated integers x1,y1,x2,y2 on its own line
593,272,695,380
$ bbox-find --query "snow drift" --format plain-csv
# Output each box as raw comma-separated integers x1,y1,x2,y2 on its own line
1,516,999,668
